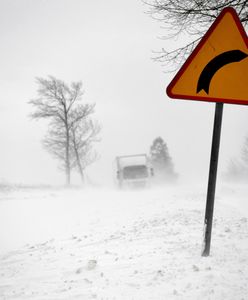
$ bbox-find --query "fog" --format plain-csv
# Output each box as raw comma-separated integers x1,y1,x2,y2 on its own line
0,0,247,187
1,3,248,299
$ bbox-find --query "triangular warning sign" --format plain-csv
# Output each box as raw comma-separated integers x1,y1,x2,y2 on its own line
166,7,248,105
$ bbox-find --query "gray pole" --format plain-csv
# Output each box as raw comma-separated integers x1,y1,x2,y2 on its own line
202,102,223,257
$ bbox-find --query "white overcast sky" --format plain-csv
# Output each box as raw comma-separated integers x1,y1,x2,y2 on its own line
0,0,247,186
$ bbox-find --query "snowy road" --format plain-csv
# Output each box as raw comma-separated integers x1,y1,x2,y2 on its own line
0,185,247,299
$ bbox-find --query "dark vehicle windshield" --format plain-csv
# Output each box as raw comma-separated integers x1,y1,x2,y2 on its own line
123,165,148,179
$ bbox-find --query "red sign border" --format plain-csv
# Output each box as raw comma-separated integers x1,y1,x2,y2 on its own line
166,7,248,105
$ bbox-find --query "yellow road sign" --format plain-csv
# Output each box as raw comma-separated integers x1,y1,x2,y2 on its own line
167,7,248,105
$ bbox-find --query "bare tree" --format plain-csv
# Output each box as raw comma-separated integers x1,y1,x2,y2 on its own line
144,0,248,71
70,107,101,183
225,136,248,181
242,136,248,165
29,76,97,185
43,122,70,173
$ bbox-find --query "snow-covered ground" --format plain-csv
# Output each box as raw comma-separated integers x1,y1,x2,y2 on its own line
0,184,247,299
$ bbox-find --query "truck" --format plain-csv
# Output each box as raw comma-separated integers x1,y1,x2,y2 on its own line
115,154,153,188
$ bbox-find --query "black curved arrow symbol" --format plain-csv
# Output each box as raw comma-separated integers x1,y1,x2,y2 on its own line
197,50,248,94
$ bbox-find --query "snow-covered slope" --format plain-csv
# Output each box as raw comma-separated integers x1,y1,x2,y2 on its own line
0,184,247,299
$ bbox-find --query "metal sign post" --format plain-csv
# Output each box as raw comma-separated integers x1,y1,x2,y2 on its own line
202,102,223,256
166,7,248,256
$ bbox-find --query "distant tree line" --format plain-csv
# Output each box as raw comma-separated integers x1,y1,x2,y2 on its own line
29,76,100,185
